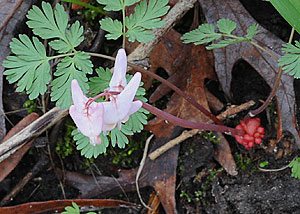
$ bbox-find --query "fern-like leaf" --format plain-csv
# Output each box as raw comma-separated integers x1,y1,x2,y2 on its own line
51,52,93,109
279,41,300,78
3,35,51,99
125,0,169,42
26,2,83,53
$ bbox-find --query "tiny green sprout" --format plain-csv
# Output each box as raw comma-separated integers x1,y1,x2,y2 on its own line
259,161,269,168
24,100,37,114
202,131,220,144
289,157,300,179
180,190,192,203
62,201,97,214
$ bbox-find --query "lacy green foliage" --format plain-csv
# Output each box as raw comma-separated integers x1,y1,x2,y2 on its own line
62,202,96,214
289,157,300,179
89,67,112,93
3,2,92,109
125,0,169,42
97,0,140,11
72,129,110,158
98,0,169,43
3,35,50,99
181,18,260,50
73,67,148,158
26,2,83,53
62,202,80,214
279,41,300,78
51,52,93,109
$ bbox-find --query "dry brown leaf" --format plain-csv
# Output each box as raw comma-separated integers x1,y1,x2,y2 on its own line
199,0,300,145
0,113,39,182
0,199,139,214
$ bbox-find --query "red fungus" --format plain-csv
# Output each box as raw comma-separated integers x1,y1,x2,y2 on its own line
234,118,265,150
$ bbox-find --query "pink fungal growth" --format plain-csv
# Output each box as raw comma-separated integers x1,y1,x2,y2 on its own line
234,118,265,150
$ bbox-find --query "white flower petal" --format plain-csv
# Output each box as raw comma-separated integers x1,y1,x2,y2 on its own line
109,49,128,92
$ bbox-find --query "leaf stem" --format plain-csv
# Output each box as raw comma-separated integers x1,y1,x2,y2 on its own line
122,2,126,49
87,52,224,125
48,52,76,60
243,28,295,121
224,34,279,61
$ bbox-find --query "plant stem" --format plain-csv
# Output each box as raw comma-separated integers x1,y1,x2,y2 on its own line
243,28,295,122
48,52,76,60
87,52,224,125
141,101,244,136
122,3,126,49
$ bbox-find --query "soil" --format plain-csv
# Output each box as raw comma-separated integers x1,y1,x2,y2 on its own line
1,0,300,214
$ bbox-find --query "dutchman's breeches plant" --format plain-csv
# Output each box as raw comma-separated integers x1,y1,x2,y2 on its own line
10,0,300,161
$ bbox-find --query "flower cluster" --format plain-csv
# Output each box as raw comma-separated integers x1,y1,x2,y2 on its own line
234,118,265,150
69,49,142,146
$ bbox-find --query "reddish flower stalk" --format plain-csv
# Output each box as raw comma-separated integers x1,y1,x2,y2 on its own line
141,101,245,136
88,52,224,126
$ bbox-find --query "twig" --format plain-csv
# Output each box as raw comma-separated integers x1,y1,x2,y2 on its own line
136,134,154,210
0,107,68,163
0,153,48,206
149,100,255,160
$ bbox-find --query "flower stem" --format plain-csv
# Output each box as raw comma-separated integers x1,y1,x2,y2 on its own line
141,101,244,136
87,52,224,125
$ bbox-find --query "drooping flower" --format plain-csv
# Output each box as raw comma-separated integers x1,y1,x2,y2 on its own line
109,48,128,92
69,79,104,146
234,118,265,150
102,72,143,133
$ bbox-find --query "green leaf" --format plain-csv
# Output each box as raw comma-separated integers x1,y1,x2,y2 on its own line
217,18,236,34
125,107,148,133
89,67,112,94
97,0,123,11
278,41,300,78
62,202,80,214
181,24,222,45
51,52,93,109
49,21,84,53
3,35,51,99
259,161,269,168
125,0,169,43
246,23,260,40
97,0,140,11
268,0,300,35
100,18,123,40
289,157,300,179
26,2,83,52
72,129,109,158
111,127,130,149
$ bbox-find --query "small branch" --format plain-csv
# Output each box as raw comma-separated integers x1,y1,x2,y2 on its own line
149,100,255,160
0,107,68,163
136,134,153,210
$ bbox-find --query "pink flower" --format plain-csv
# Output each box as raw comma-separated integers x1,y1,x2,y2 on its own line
69,79,104,146
109,49,128,92
102,72,142,133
